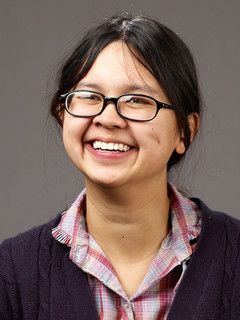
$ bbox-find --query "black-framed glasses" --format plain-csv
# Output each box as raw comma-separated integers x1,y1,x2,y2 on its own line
60,90,175,122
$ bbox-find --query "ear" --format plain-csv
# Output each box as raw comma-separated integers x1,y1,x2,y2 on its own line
175,112,200,154
188,112,200,142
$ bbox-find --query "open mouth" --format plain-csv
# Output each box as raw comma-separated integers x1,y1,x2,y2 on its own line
88,140,134,152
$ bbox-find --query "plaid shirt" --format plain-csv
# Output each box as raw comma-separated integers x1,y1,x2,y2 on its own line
52,184,201,320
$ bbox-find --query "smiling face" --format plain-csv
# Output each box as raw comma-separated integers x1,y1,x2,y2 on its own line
61,41,186,189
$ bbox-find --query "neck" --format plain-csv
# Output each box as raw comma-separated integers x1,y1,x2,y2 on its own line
85,176,170,264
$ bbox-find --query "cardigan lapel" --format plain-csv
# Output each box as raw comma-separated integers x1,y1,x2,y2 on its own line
52,239,99,320
167,199,226,320
63,251,99,320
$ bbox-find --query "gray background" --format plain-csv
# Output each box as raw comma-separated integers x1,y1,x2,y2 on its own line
0,0,239,242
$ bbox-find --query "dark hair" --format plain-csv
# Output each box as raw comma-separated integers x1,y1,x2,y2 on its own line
50,12,202,170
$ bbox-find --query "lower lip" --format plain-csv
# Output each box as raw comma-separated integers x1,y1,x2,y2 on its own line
85,143,136,159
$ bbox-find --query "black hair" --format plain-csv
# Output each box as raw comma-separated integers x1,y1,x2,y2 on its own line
50,12,202,170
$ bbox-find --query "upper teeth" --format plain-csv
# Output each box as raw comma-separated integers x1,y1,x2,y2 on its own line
93,141,130,152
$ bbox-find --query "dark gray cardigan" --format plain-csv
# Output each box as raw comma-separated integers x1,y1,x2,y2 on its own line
1,199,240,320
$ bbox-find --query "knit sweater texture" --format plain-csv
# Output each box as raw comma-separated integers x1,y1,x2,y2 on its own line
1,198,240,320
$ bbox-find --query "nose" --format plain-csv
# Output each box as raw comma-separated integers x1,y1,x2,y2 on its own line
92,101,127,129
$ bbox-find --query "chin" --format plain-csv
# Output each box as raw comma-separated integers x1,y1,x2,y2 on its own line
84,172,129,189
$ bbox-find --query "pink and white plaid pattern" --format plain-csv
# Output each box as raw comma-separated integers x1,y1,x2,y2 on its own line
52,184,201,320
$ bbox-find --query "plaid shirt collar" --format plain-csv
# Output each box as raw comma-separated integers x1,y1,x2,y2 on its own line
52,184,201,299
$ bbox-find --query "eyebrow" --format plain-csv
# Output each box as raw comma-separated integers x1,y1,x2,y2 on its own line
76,81,160,95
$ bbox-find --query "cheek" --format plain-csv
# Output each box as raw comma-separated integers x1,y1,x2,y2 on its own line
62,117,91,151
145,122,180,153
150,126,160,145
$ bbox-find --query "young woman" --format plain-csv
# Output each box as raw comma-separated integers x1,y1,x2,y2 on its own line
1,13,240,320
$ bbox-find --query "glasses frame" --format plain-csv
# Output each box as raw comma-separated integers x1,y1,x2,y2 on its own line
60,90,175,122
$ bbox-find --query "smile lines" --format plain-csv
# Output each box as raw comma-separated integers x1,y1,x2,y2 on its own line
92,140,131,152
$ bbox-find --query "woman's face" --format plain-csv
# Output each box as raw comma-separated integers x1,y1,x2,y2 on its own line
62,41,185,189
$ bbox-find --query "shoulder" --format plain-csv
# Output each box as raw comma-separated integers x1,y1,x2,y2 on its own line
192,197,240,248
192,197,240,224
0,214,64,318
0,213,62,255
0,213,63,318
0,213,62,281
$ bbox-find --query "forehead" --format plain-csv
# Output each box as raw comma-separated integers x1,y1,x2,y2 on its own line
77,41,163,96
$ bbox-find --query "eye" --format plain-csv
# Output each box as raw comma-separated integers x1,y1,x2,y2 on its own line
78,92,102,101
125,96,150,105
71,91,103,106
